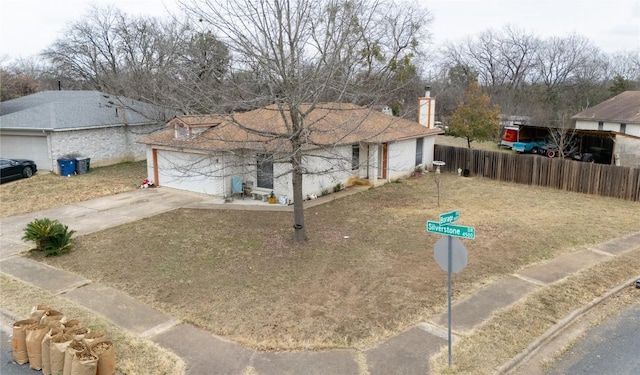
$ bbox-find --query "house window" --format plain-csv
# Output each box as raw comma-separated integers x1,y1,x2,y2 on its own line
415,138,424,166
352,145,360,170
620,123,626,134
256,154,274,189
175,125,189,139
598,121,603,131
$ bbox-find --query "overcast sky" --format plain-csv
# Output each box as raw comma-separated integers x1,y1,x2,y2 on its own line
1,0,638,63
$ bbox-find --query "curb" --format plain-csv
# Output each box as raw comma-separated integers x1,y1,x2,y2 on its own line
497,275,640,374
0,307,21,335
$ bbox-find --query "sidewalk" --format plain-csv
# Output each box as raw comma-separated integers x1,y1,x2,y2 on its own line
1,187,639,374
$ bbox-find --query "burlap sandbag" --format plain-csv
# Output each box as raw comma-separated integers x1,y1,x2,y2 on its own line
41,310,66,326
89,337,115,375
82,332,107,347
63,340,86,375
12,318,37,364
71,347,98,375
42,328,63,375
26,323,49,370
29,304,51,322
50,334,73,375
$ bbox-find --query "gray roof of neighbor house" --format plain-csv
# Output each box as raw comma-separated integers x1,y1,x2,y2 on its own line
0,90,170,131
572,91,640,124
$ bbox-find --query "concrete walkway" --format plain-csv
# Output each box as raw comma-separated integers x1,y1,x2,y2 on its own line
1,187,639,374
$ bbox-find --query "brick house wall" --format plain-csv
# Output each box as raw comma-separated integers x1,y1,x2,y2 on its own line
51,123,161,172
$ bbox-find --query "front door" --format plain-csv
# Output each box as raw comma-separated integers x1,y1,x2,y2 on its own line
256,154,274,189
377,143,388,179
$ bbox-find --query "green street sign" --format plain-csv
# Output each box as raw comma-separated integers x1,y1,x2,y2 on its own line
427,221,475,239
439,210,460,225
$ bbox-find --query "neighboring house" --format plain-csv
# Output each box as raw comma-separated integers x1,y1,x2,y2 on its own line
572,91,640,167
0,90,167,173
139,102,442,201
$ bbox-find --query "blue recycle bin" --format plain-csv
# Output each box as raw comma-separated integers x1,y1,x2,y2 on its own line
57,158,76,176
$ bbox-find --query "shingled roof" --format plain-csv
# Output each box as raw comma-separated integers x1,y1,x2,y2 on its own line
139,102,442,153
572,91,640,124
0,90,167,130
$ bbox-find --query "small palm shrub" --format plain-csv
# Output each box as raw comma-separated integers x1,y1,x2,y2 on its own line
22,218,76,256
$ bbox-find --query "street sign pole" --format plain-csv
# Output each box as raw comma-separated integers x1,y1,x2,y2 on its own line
429,211,473,368
447,235,452,367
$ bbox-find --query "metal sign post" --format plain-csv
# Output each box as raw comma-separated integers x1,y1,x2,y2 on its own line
428,212,474,368
447,235,453,367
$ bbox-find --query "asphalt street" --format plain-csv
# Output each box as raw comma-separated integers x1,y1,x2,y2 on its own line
545,302,640,375
1,329,34,375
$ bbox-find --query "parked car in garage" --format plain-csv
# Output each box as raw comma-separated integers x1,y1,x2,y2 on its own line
0,158,37,183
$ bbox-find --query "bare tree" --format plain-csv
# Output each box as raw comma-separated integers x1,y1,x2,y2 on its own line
176,0,431,243
42,5,122,90
40,4,230,112
0,57,48,100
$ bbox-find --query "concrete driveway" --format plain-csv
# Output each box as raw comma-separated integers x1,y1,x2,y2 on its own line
0,188,210,259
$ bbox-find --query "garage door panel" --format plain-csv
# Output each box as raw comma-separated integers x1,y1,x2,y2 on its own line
157,150,223,195
0,135,50,171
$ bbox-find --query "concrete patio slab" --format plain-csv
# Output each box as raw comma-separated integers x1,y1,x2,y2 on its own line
365,326,446,375
64,283,179,336
252,349,359,375
431,275,540,333
153,323,254,375
516,249,610,285
0,256,90,294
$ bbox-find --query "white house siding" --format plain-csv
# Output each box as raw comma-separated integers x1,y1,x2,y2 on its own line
627,125,640,138
386,138,433,180
575,120,640,137
51,124,158,173
615,135,640,168
300,146,356,197
422,136,436,170
145,135,438,200
221,153,253,197
155,149,224,195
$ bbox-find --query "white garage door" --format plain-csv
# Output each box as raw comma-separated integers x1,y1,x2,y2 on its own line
156,150,224,195
0,135,51,171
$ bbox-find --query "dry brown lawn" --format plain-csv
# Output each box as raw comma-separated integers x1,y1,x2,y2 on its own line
435,134,510,152
25,168,640,351
0,161,146,218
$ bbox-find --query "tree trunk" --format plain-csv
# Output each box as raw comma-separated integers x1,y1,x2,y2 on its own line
291,158,307,244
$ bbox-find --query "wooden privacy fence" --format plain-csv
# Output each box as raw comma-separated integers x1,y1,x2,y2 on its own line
434,145,640,201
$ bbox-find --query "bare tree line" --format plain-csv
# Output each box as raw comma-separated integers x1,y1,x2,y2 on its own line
431,25,639,128
2,4,637,123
